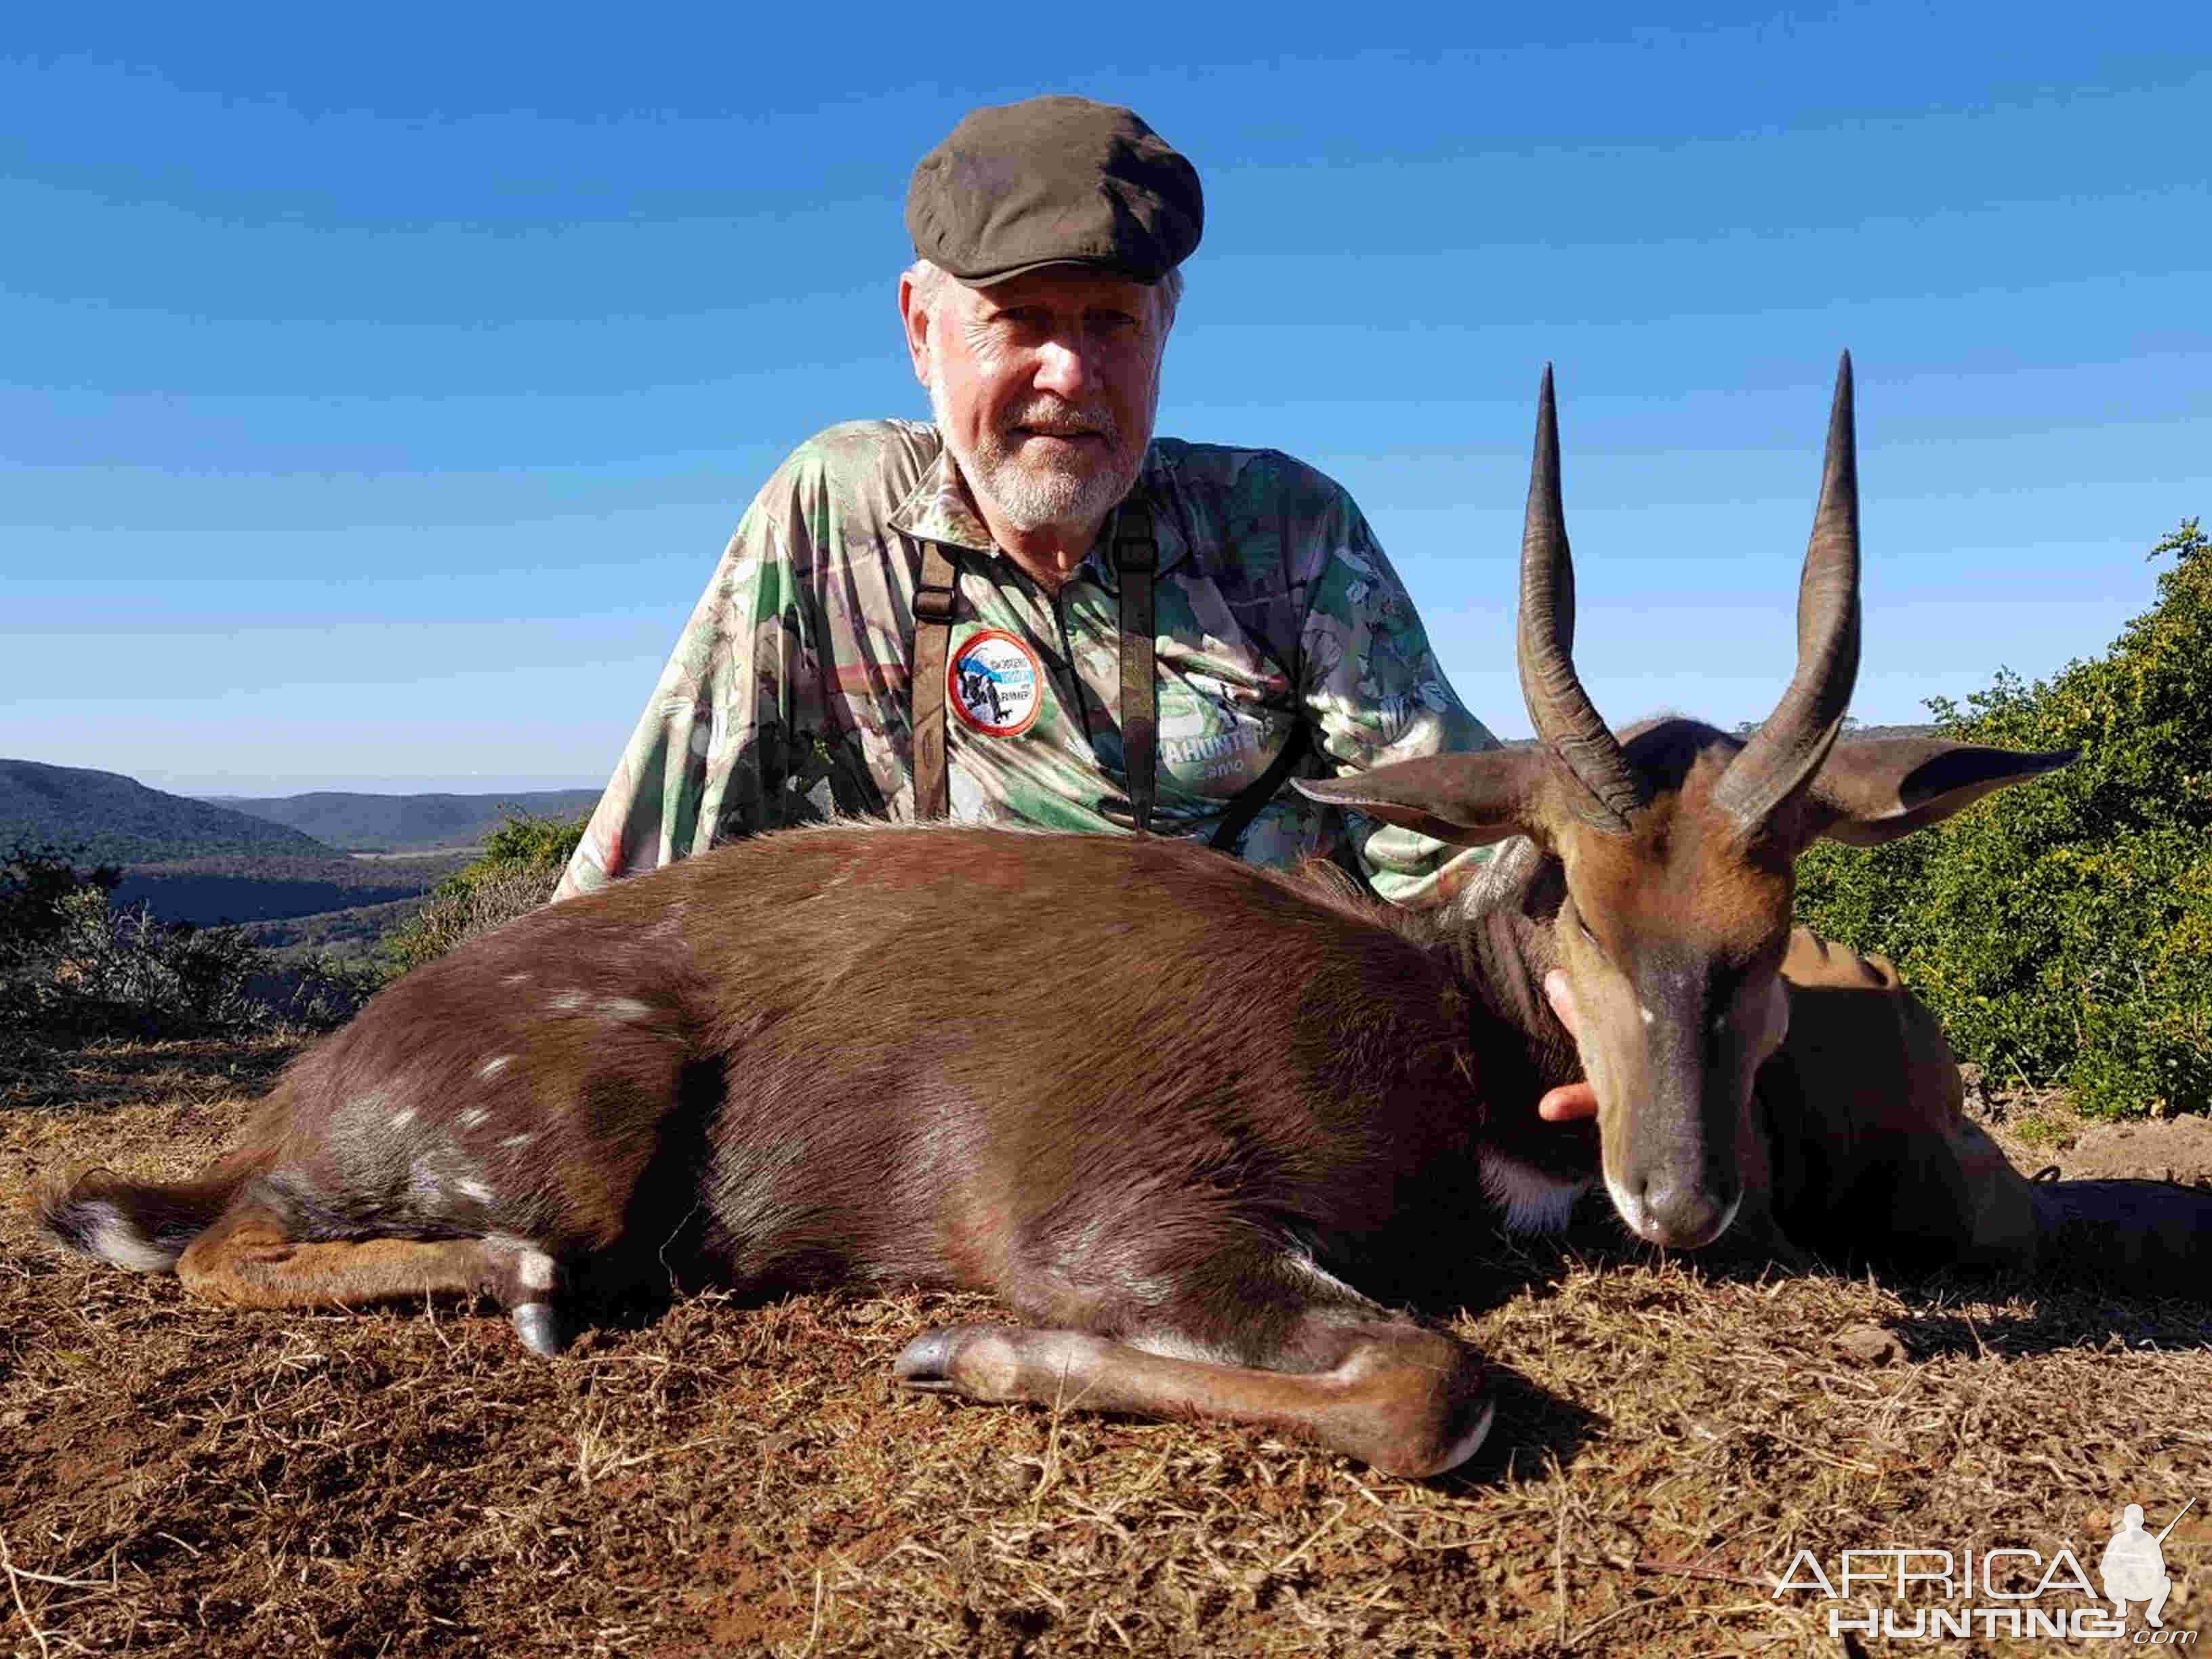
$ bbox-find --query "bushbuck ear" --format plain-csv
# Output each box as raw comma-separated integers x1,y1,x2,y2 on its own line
1807,738,2076,847
1294,751,1553,845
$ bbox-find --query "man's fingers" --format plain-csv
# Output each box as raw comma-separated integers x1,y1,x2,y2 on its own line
1538,1082,1598,1123
1538,972,1595,1120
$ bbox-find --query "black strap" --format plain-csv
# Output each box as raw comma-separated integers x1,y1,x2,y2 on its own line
1208,720,1311,853
909,541,960,819
1112,500,1159,835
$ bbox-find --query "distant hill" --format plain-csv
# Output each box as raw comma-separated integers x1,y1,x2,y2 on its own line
1,759,339,866
207,788,600,851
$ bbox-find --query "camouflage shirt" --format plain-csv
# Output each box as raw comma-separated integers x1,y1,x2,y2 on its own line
555,420,1500,904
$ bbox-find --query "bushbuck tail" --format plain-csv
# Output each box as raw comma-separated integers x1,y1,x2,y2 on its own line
38,359,2095,1475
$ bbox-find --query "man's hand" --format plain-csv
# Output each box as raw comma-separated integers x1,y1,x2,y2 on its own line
1538,970,1597,1123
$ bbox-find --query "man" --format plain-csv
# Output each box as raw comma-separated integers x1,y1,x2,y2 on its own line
556,96,2205,1279
555,95,1497,912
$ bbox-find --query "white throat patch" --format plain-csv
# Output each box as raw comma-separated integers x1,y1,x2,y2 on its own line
1479,1151,1592,1234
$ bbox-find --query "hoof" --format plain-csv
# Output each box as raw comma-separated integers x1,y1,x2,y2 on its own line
893,1328,962,1392
511,1300,569,1358
1432,1396,1497,1475
891,1325,1029,1400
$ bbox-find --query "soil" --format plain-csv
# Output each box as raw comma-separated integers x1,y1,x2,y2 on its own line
1960,1063,2212,1187
3,1028,2207,1657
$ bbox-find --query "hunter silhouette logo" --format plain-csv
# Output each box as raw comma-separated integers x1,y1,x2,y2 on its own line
2105,1500,2194,1631
1774,1498,2199,1643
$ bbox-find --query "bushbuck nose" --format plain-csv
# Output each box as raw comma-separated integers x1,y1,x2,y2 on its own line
1620,1164,1742,1249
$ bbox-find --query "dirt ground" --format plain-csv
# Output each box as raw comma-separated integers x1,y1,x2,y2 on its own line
3,1029,2206,1658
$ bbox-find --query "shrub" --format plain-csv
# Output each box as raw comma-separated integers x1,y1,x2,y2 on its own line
0,842,121,970
1,841,377,1036
380,811,588,975
1795,519,2211,1118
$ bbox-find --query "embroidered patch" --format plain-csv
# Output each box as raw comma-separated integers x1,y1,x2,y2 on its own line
947,629,1044,737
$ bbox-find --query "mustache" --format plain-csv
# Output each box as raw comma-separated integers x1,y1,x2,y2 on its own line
1001,400,1119,443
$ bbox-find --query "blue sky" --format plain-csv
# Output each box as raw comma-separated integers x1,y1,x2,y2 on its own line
3,5,2206,796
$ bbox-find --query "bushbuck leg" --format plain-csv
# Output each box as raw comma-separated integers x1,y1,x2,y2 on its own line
173,1204,569,1352
895,1246,1491,1478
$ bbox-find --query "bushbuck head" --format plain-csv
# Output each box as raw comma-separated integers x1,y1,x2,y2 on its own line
1301,355,2071,1250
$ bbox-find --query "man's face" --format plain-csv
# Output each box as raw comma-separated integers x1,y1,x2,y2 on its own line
902,266,1168,537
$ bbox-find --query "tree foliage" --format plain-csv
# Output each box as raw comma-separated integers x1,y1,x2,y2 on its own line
1,841,374,1035
379,812,588,975
1795,519,2211,1117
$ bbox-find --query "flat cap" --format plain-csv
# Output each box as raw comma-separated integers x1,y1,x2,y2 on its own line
906,95,1202,286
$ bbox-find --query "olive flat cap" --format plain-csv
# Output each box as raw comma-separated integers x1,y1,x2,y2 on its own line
906,95,1203,286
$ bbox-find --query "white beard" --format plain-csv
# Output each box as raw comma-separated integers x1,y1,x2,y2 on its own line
928,371,1144,536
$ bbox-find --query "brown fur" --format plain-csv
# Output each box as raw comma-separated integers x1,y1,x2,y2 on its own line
37,827,1553,1474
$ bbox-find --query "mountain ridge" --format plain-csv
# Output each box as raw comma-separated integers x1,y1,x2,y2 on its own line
206,788,600,851
1,759,340,866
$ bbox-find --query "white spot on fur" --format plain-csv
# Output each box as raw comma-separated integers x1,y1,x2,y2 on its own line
548,990,588,1013
390,1107,416,1130
84,1202,176,1273
477,1056,512,1081
499,1133,534,1151
1639,1004,1654,1027
502,973,529,986
1480,1151,1591,1234
408,1147,488,1210
457,1107,489,1130
598,997,652,1025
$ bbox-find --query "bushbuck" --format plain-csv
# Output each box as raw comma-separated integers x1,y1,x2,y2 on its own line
39,359,2100,1476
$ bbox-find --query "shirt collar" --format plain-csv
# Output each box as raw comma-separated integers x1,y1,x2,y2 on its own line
888,441,997,554
888,433,1194,586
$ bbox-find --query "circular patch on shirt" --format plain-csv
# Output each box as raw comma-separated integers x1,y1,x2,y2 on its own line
947,628,1045,738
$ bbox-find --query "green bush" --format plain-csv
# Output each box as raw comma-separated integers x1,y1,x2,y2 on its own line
380,812,588,975
1,841,377,1036
1795,519,2211,1118
0,842,121,972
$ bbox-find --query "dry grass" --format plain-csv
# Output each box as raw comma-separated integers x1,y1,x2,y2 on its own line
3,1026,2207,1656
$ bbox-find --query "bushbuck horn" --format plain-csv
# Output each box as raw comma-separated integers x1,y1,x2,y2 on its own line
1711,352,1864,833
1517,365,1642,834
